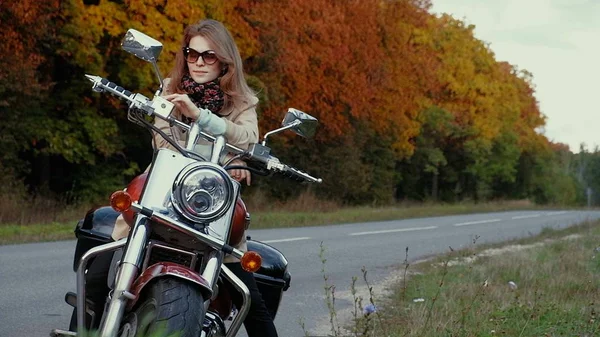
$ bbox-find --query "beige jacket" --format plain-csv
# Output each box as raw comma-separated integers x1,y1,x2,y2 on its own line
151,98,259,155
112,82,259,263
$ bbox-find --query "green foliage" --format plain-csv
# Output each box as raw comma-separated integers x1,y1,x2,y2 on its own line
0,0,587,210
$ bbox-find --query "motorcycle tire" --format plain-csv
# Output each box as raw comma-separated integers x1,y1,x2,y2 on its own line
121,277,206,337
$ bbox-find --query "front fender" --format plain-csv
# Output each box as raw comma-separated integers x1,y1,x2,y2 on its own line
126,262,213,310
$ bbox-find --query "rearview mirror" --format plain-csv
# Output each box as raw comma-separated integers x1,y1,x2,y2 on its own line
121,29,163,62
282,108,318,139
121,29,164,94
261,108,318,145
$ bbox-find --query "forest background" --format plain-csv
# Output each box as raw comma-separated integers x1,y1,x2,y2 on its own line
3,0,600,225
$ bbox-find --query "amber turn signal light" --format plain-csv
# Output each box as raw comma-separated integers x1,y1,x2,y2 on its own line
110,190,133,213
240,251,262,273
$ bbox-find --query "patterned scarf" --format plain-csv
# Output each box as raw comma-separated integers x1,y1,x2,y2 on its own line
179,73,225,123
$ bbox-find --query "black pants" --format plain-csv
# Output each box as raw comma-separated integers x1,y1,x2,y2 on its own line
225,262,279,337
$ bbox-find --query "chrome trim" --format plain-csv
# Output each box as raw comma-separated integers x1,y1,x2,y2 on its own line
142,240,199,270
211,136,226,164
201,250,223,313
149,96,174,119
76,240,127,337
171,162,234,223
202,250,223,288
98,218,149,337
203,311,226,337
141,149,196,210
131,204,244,260
121,221,149,267
165,118,244,156
221,265,250,337
261,119,301,146
205,182,239,244
186,122,202,151
50,329,77,337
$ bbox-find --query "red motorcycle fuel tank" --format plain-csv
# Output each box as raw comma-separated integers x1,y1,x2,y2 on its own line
228,198,250,247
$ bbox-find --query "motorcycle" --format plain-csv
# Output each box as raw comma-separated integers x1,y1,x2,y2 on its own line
50,29,321,337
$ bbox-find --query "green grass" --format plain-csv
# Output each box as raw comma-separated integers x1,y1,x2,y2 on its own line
341,220,600,337
0,201,555,245
0,222,75,245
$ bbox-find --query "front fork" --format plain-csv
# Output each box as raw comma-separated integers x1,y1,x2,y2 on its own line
94,217,150,337
75,216,251,337
74,216,151,337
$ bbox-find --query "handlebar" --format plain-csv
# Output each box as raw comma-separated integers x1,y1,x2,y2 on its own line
98,77,134,99
85,74,322,184
282,165,322,183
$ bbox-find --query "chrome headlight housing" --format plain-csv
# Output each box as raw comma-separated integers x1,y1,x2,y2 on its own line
172,163,234,223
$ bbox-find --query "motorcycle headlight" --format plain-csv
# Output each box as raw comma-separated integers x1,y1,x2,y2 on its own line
172,163,234,223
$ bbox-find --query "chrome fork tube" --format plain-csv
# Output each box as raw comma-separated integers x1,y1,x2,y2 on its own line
211,136,226,164
221,265,251,337
201,250,223,312
186,123,201,152
202,250,223,289
98,218,149,337
76,240,128,337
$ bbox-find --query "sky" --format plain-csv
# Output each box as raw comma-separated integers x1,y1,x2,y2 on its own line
430,0,600,152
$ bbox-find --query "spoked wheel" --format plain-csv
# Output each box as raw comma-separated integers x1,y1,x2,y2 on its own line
120,277,206,337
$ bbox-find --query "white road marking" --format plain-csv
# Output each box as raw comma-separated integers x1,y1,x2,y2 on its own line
511,214,541,220
261,237,311,243
349,226,438,236
454,219,502,227
546,211,568,216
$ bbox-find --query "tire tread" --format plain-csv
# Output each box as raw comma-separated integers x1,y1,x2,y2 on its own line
142,277,204,337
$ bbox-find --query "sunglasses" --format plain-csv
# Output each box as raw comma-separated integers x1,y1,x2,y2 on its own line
183,47,219,65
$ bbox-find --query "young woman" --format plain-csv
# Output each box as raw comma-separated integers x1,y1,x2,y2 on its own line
154,19,278,337
155,19,258,186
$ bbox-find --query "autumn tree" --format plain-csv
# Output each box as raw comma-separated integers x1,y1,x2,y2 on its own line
0,0,586,209
240,0,438,203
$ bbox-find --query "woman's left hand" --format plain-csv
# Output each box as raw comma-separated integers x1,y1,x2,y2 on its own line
163,93,200,120
229,160,251,186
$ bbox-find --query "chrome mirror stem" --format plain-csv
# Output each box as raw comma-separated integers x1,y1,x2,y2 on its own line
261,120,301,146
151,61,164,96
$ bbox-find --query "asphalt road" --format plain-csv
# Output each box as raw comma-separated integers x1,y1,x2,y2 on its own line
1,210,599,337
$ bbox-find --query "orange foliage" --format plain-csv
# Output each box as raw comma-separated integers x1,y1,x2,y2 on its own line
245,0,382,136
1,0,61,97
243,0,436,159
376,0,440,157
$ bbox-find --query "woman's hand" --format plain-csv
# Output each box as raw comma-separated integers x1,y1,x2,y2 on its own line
163,94,200,120
229,159,251,186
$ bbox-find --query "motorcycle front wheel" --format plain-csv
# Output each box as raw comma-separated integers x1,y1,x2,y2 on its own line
121,277,206,337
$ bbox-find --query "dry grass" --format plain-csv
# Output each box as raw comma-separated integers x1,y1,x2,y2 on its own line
0,192,93,225
344,221,600,336
0,191,96,244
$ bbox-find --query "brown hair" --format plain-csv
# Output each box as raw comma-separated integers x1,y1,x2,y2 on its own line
166,19,257,115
